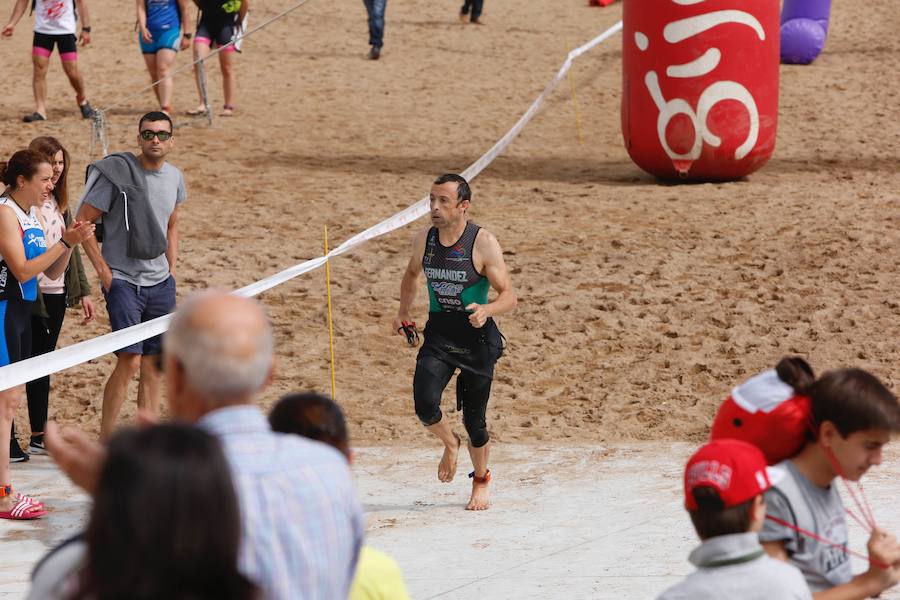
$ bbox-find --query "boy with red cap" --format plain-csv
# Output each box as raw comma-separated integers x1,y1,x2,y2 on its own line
657,439,811,599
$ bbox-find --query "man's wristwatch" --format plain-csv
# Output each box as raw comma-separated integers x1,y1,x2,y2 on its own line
82,26,91,32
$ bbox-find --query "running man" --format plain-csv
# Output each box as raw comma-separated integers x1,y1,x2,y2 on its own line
394,173,516,511
2,0,96,122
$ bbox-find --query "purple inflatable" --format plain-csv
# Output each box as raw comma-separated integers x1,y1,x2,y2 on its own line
781,0,832,64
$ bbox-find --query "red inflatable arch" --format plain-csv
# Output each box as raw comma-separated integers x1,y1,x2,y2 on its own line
621,0,780,181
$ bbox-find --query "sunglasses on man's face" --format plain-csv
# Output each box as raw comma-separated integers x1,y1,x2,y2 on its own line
140,129,173,142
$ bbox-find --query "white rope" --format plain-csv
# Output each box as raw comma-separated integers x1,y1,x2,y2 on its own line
0,20,623,391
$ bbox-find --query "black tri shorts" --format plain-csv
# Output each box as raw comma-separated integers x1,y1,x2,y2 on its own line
33,32,78,57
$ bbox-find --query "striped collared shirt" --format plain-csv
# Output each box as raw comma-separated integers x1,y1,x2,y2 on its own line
200,405,364,600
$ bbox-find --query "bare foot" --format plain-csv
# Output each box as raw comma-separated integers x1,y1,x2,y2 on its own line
466,474,490,510
186,105,207,116
438,433,461,482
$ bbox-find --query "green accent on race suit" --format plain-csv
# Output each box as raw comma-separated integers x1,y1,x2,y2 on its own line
221,0,241,14
427,285,440,313
460,277,490,310
426,276,489,312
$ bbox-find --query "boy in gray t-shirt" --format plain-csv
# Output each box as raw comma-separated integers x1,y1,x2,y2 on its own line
760,368,900,599
657,439,811,600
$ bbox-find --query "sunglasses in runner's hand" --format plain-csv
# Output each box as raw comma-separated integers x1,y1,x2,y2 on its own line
140,129,173,141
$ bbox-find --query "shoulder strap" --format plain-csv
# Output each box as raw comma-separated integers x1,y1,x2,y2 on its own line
771,468,815,555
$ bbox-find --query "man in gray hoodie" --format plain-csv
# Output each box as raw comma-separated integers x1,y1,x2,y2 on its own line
76,111,186,439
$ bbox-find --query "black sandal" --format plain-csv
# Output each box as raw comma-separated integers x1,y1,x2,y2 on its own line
23,112,46,123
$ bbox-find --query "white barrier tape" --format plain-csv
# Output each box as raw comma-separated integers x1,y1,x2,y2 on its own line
0,20,623,391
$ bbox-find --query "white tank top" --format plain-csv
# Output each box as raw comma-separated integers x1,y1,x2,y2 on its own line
34,0,77,36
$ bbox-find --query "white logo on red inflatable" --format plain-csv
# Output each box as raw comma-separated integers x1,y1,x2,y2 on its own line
635,1,765,165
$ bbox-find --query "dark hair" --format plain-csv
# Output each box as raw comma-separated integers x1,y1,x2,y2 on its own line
775,356,815,394
139,111,173,132
28,136,70,212
269,392,350,459
807,368,900,439
433,173,472,203
688,487,755,540
75,425,257,600
0,149,50,188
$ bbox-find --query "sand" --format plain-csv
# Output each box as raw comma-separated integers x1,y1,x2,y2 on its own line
0,0,898,448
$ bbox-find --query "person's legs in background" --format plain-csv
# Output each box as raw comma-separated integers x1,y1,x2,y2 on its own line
364,0,386,59
26,294,67,454
460,0,473,21
29,53,50,120
469,0,484,23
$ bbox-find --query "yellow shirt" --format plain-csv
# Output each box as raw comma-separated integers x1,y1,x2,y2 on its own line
349,546,411,600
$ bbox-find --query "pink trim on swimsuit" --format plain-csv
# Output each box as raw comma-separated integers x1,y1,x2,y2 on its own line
32,46,52,58
218,44,236,53
194,36,212,46
60,51,78,62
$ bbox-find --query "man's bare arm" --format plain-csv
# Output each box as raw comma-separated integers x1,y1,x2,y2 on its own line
166,206,178,279
1,0,29,35
74,0,91,45
393,228,428,334
466,230,516,328
76,202,113,291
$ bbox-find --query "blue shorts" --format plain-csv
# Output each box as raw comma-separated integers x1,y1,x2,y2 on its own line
139,26,181,54
103,276,176,356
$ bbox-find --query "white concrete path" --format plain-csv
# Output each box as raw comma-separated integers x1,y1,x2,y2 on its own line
2,443,898,599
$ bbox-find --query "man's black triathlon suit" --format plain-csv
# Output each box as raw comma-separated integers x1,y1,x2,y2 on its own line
417,221,504,376
412,222,505,447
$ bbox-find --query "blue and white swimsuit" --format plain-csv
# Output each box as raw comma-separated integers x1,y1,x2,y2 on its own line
0,197,47,365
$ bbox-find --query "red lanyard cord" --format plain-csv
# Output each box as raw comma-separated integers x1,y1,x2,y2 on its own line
806,417,878,532
765,515,889,569
822,446,877,532
843,506,874,533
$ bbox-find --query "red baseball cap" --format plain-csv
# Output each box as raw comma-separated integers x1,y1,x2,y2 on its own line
684,439,784,510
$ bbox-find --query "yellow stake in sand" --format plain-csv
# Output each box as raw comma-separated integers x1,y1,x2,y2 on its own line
565,39,585,144
324,225,337,400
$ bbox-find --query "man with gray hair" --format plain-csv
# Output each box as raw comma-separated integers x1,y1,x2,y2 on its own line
45,292,364,600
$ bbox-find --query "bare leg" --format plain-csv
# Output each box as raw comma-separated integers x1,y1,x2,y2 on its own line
426,416,461,482
190,42,212,112
219,50,235,111
32,55,50,116
100,353,141,440
142,53,162,105
60,58,87,104
137,356,161,418
0,387,23,513
466,440,491,510
154,49,177,110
